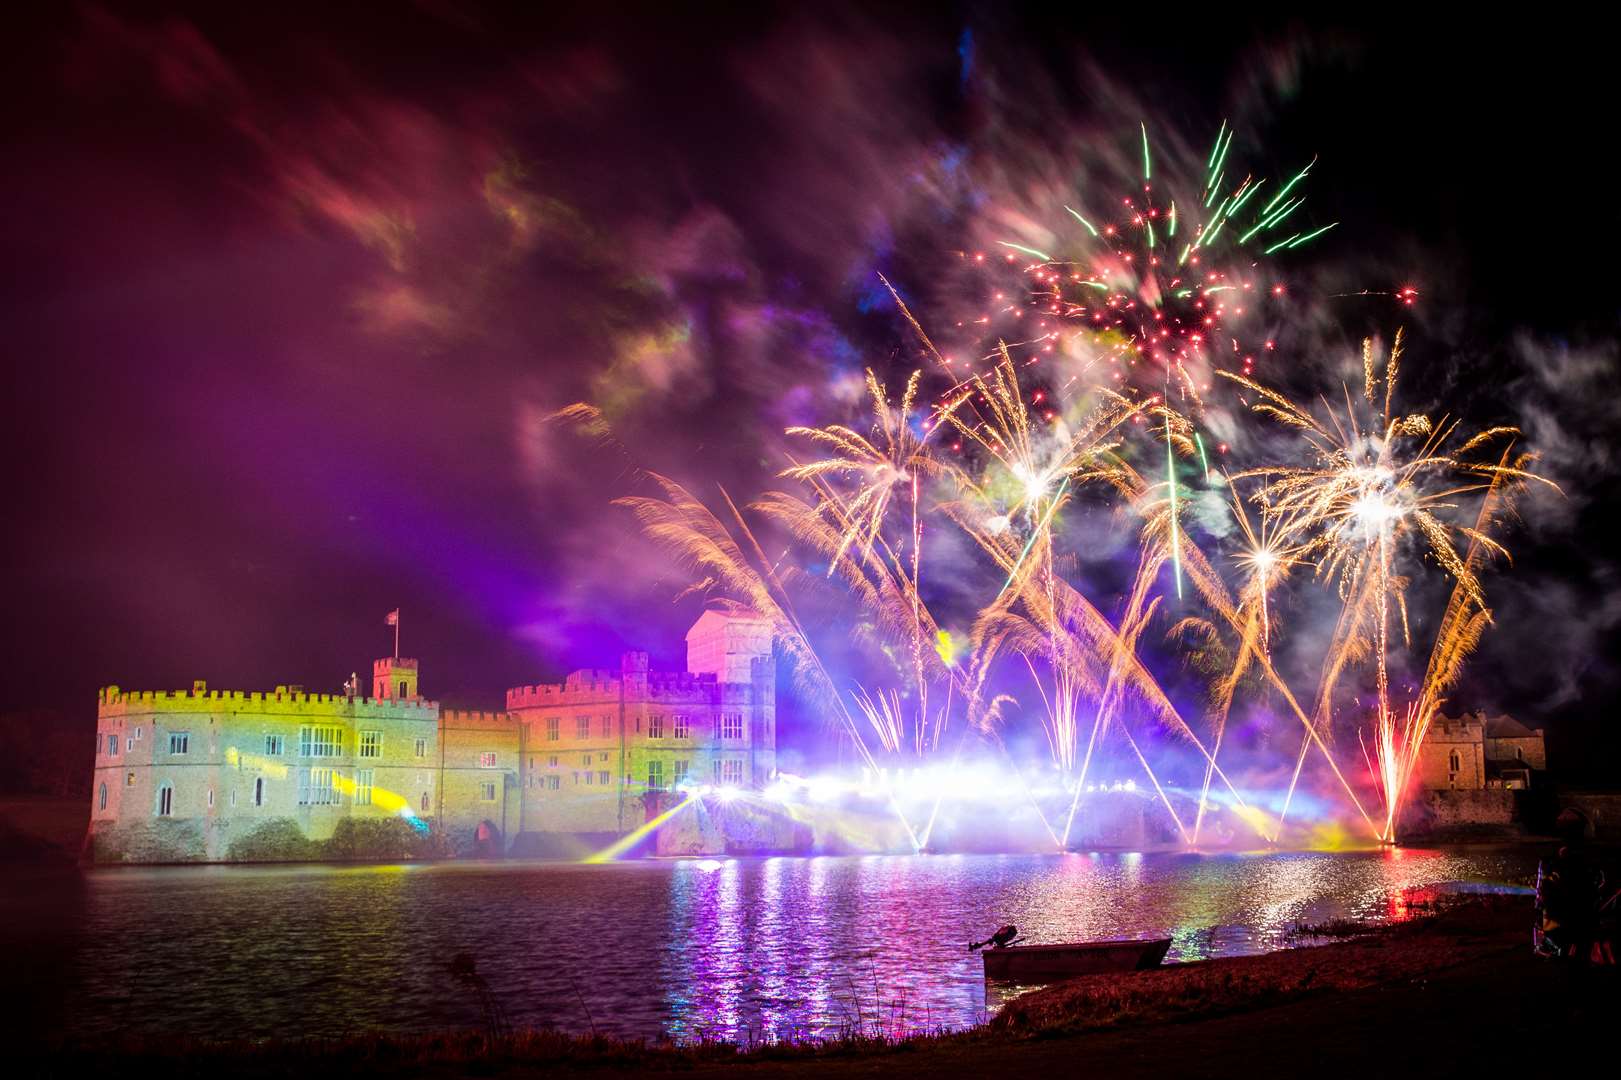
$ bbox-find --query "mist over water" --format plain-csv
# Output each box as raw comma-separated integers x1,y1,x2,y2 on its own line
30,848,1535,1043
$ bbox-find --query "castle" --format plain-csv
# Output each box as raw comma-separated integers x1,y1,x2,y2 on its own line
1416,710,1547,791
87,609,786,862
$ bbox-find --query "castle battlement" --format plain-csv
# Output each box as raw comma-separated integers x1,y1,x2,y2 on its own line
440,708,518,730
648,672,719,691
97,685,439,716
505,668,722,708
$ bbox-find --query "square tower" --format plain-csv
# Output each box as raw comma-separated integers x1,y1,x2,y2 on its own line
374,657,420,700
685,609,772,684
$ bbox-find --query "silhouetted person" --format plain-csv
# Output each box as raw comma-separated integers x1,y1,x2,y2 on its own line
1536,809,1603,962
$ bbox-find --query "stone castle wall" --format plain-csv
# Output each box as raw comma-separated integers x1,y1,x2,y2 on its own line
88,612,779,863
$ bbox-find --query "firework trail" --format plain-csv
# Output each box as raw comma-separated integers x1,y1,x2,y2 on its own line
1225,335,1555,838
553,121,1555,856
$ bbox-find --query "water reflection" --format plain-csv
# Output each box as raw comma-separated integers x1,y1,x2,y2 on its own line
46,847,1535,1044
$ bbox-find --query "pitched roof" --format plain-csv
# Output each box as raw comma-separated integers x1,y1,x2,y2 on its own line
1485,714,1540,739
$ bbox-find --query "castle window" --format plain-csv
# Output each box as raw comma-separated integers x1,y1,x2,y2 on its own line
575,716,590,739
548,755,559,767
601,715,613,737
156,782,174,816
98,783,107,811
415,738,427,758
598,771,610,786
649,714,665,739
584,771,593,786
169,732,190,755
546,775,559,790
648,760,665,791
301,723,345,755
479,782,497,802
674,760,689,788
1449,750,1462,773
546,717,559,741
355,769,374,806
254,777,264,807
229,789,236,807
298,768,338,806
719,759,744,786
359,731,383,758
421,792,430,812
599,752,609,763
264,734,284,756
399,681,408,699
479,751,497,768
299,726,342,757
134,727,142,740
127,772,136,787
107,734,118,757
207,788,214,808
126,736,134,752
721,713,744,740
674,715,691,739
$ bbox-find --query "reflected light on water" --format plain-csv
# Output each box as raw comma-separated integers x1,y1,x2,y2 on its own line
53,848,1538,1043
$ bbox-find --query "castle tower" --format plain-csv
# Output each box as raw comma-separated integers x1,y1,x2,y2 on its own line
621,650,650,696
374,656,420,700
685,609,772,684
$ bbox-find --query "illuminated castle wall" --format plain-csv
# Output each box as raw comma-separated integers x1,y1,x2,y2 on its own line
506,609,776,839
87,609,776,862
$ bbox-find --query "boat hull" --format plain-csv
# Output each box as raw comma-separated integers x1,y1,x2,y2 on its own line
981,937,1171,982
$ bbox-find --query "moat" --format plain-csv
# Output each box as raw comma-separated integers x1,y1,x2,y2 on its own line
16,848,1538,1044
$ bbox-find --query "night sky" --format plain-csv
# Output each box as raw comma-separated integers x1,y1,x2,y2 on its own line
5,6,1619,779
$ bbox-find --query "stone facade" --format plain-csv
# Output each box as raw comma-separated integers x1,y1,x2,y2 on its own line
1416,710,1546,792
506,610,776,840
1416,713,1487,790
88,610,778,862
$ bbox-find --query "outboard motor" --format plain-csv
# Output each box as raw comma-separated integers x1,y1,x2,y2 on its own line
969,924,1020,951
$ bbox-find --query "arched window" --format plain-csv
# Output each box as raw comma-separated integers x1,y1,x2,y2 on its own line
1448,750,1461,773
254,777,264,806
156,782,174,817
399,680,408,699
421,791,430,812
98,782,107,811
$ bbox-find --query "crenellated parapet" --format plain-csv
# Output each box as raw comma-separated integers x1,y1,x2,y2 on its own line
439,708,519,731
97,684,440,718
648,671,719,691
505,668,723,709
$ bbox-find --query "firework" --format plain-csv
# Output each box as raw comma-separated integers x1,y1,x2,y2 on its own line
550,120,1552,857
961,122,1335,410
1226,333,1555,838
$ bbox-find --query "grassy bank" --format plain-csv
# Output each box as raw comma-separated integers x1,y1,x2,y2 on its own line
25,895,1619,1077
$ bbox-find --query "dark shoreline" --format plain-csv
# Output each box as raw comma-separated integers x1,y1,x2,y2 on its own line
21,895,1619,1077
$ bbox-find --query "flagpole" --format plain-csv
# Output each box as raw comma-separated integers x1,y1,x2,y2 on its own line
394,612,400,660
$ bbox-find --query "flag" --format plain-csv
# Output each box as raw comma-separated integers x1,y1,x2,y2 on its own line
385,609,399,626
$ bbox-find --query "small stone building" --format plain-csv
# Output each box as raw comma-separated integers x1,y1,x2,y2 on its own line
1417,710,1546,791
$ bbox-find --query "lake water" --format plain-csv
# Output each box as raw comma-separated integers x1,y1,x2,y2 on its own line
13,848,1538,1044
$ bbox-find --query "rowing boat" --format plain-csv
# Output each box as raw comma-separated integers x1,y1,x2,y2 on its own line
981,937,1172,982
